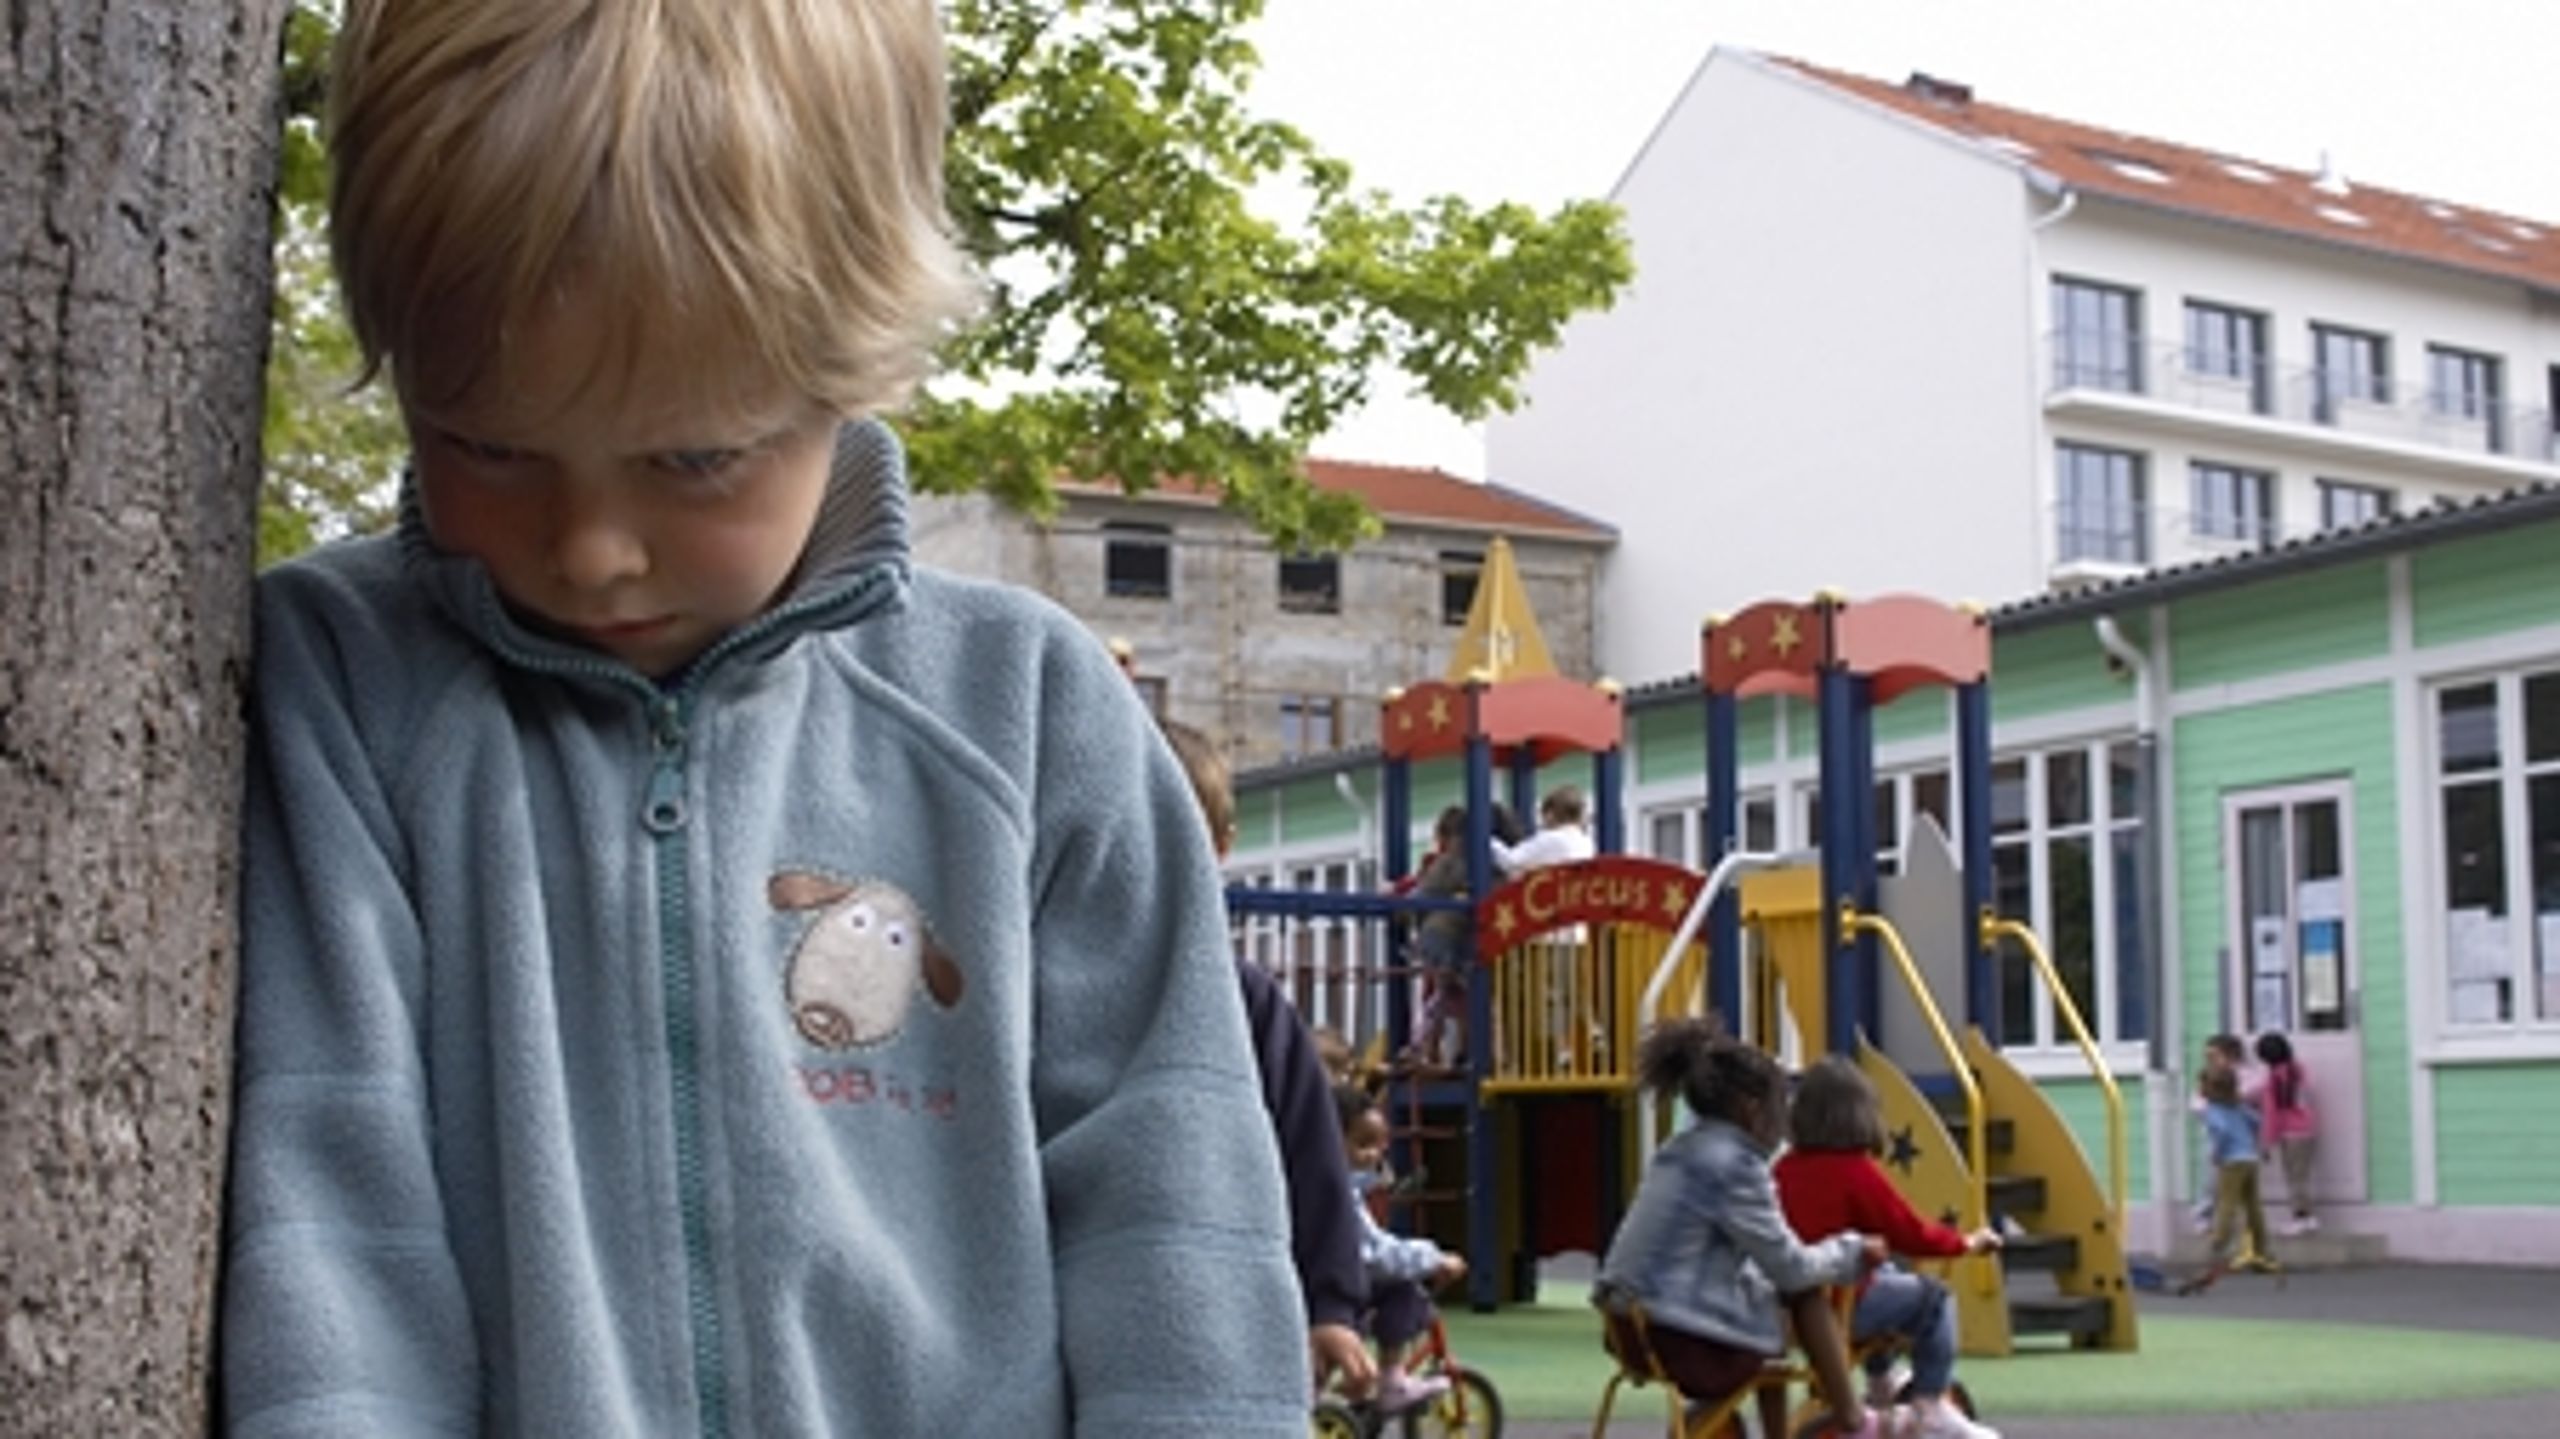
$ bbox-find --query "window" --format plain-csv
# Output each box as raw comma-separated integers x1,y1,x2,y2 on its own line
2053,277,2143,392
1103,521,1171,599
2312,323,2390,419
2055,444,2147,564
1796,778,1908,871
1638,795,1775,866
1131,675,1168,716
2184,301,2269,410
2433,669,2560,1027
2427,344,2507,451
1440,550,1482,626
1991,740,2148,1049
1646,808,1689,863
2318,479,2394,531
1796,769,1948,877
2190,462,2276,545
1277,552,1340,615
1278,694,1341,759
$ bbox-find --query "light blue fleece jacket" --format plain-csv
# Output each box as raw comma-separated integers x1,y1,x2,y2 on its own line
1594,1117,1866,1354
222,421,1307,1437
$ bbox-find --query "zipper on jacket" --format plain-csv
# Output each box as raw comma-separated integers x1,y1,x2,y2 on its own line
644,692,728,1439
471,568,899,1438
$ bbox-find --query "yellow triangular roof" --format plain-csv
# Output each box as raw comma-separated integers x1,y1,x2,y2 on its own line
1445,536,1558,683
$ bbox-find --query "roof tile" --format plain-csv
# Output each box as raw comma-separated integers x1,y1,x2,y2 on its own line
1773,56,2560,294
1062,457,1617,541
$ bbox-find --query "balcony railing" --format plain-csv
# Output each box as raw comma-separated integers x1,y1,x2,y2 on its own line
2045,332,2560,465
2043,488,2468,587
2055,496,2151,568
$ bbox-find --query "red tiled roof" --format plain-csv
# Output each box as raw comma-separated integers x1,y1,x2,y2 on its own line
1060,457,1617,541
1770,56,2560,295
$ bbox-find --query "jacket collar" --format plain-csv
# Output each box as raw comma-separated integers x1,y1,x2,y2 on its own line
399,418,914,693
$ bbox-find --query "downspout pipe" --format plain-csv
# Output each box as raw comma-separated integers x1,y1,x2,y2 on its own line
2091,614,2158,1067
1332,771,1374,877
2094,612,2176,1234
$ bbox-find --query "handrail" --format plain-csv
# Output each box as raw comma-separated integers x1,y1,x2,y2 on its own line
1630,849,1800,1151
1981,914,2128,1229
1636,849,1806,1028
1841,906,1992,1295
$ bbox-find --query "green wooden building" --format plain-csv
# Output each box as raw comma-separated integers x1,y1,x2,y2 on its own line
1231,483,2560,1264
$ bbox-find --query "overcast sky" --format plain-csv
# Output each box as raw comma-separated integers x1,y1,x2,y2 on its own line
1242,0,2560,476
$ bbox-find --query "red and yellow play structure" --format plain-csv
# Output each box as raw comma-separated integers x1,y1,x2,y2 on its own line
1226,544,2135,1355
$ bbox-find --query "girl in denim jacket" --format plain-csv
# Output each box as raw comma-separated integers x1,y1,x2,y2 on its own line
1596,1019,1890,1436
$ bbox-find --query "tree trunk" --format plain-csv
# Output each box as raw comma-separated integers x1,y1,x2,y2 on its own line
1,1,286,1429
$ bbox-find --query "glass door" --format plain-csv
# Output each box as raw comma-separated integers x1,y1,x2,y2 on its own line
2223,783,2365,1203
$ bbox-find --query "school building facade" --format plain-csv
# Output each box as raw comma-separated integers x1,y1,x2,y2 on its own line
1230,484,2560,1264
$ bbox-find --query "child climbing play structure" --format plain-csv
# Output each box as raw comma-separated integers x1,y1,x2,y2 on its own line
1224,545,2136,1355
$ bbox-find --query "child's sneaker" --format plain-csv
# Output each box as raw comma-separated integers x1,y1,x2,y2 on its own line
1909,1403,2001,1439
1865,1360,1913,1407
1372,1369,1449,1415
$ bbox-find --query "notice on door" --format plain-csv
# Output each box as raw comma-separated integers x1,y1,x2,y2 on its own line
2302,918,2343,1018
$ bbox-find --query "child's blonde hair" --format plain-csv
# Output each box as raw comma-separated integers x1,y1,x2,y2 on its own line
329,0,979,415
1156,718,1235,855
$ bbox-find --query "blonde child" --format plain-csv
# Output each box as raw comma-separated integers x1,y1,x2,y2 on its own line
222,3,1304,1432
2189,1032,2248,1232
1596,1019,1891,1437
1336,1086,1468,1414
2181,1066,2280,1293
2255,1031,2320,1234
1775,1059,2002,1439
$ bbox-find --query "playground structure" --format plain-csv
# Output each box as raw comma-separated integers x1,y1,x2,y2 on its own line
1224,546,2136,1356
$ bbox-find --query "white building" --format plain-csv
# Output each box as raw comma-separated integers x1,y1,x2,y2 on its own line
1490,50,2560,685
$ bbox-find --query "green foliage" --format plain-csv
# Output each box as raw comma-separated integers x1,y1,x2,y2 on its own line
261,0,397,567
257,0,1631,560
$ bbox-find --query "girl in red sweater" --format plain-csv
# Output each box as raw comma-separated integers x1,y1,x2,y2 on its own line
1774,1059,2003,1439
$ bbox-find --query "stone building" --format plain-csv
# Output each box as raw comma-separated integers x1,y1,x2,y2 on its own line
910,457,1615,769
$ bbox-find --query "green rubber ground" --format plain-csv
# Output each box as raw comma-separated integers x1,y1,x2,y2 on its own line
1438,1291,2560,1420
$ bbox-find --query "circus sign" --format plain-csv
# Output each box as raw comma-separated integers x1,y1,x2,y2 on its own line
1474,855,1703,962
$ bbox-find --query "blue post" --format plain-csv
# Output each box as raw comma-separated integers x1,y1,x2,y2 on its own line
1816,664,1866,1059
1593,746,1624,856
1706,688,1741,1028
1846,673,1881,1046
1956,679,1998,1039
1462,713,1499,1311
1385,755,1414,1054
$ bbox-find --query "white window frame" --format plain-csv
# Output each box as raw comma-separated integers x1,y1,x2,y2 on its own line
2318,478,2394,531
2423,663,2560,1045
1986,739,2145,1058
1637,791,1778,869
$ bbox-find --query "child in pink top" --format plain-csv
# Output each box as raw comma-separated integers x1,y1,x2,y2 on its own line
2255,1032,2319,1234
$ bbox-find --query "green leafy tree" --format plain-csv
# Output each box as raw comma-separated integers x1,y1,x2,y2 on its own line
261,0,398,566
259,0,1631,557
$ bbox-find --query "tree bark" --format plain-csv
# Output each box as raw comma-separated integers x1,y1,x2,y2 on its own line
1,1,286,1430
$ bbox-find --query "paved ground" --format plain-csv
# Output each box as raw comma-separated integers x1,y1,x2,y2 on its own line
1498,1262,2560,1438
